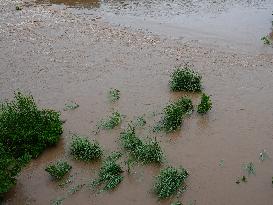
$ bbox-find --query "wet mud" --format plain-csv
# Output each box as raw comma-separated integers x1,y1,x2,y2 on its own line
1,0,273,204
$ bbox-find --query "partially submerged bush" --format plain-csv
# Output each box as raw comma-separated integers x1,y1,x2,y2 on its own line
98,112,122,130
197,93,212,114
0,92,63,158
108,88,120,102
154,167,189,199
0,144,22,196
120,126,163,164
169,66,202,92
92,152,123,191
70,137,102,161
45,161,72,180
160,97,193,132
0,92,62,195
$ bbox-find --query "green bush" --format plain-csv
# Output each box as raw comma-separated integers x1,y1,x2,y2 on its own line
0,92,62,158
0,92,62,195
161,97,193,132
92,152,123,191
197,93,212,114
154,167,189,199
45,161,72,180
170,67,202,92
120,126,163,164
70,137,102,161
0,144,21,196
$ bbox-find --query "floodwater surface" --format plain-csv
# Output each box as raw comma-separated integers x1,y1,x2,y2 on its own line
38,0,273,53
1,0,273,205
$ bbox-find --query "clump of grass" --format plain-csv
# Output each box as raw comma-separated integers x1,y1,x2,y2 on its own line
63,101,79,111
197,93,212,114
154,167,189,199
98,112,122,130
45,161,72,180
169,66,202,92
261,36,271,45
108,88,120,102
70,137,102,162
0,92,62,195
120,126,164,164
244,162,256,176
92,152,123,191
159,97,193,132
132,116,146,127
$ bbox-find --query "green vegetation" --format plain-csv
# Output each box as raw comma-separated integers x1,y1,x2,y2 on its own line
108,88,120,102
261,36,271,45
63,102,79,111
160,97,193,132
197,93,212,114
244,162,256,176
154,167,189,199
98,112,122,130
15,6,22,10
92,152,124,191
132,116,146,127
171,202,182,205
169,66,202,92
45,161,72,180
0,92,62,195
70,137,102,162
120,126,164,164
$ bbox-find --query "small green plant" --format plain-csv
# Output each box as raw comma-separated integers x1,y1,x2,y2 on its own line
261,36,271,45
63,102,79,111
154,166,189,199
45,161,72,180
160,97,193,132
120,126,164,164
197,93,212,114
171,202,182,205
98,112,122,130
108,88,120,102
244,162,256,176
132,116,146,127
92,152,123,191
70,137,102,161
170,66,202,92
15,6,22,10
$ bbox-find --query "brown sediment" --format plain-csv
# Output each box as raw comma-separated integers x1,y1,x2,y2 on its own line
1,0,273,204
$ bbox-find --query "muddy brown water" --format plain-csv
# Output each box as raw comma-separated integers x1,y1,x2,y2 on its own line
37,0,273,54
1,0,273,204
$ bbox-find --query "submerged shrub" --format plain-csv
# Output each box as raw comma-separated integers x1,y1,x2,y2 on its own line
70,137,102,161
92,152,123,191
108,88,120,102
154,167,189,199
161,97,193,132
0,92,62,194
120,126,164,164
170,66,202,92
197,94,212,114
0,92,63,158
45,161,72,180
98,112,122,130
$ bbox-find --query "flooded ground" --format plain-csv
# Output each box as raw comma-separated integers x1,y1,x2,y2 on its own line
1,0,273,204
38,0,273,54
